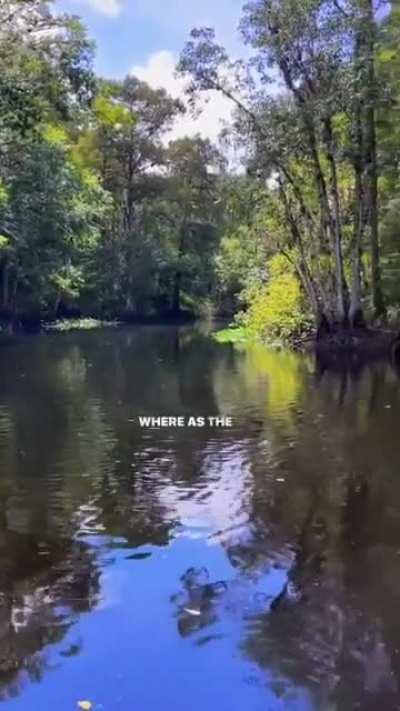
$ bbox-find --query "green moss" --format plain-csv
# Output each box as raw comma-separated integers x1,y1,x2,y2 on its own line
213,326,251,344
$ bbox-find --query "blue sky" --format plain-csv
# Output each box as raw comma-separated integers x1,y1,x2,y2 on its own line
56,0,245,141
56,0,244,77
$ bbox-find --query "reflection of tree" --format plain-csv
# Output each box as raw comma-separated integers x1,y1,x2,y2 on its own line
171,567,227,639
1,329,400,707
0,327,235,700
224,351,400,709
213,343,310,436
182,346,400,708
0,516,100,701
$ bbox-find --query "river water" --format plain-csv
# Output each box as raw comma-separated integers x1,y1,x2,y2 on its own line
0,325,400,710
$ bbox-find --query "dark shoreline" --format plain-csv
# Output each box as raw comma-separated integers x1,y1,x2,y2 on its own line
300,326,399,358
0,310,197,338
2,317,400,370
292,326,400,376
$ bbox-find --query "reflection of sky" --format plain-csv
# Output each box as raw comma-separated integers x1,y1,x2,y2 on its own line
3,537,312,711
4,330,400,709
160,442,252,543
1,427,311,710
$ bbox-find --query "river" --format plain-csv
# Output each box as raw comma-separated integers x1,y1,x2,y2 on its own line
0,325,400,710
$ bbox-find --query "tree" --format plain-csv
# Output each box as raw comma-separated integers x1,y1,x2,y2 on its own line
164,136,226,313
78,77,184,315
0,1,95,153
179,0,390,331
2,0,395,334
0,132,109,318
0,0,103,322
376,3,400,316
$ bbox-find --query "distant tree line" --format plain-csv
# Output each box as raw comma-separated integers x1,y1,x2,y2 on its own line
1,1,400,339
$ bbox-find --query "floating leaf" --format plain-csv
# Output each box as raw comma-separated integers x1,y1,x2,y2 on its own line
77,701,92,710
184,607,201,616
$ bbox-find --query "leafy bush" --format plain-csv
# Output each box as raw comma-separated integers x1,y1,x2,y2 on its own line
213,326,248,344
238,254,311,343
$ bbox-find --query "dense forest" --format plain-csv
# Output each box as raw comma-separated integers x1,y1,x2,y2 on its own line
0,0,400,341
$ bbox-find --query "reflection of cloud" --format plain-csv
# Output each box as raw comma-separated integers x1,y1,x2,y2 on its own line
131,50,233,143
160,443,251,541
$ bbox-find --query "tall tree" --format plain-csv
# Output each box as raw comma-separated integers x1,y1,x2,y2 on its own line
179,0,389,329
165,136,226,313
0,1,102,320
81,77,183,314
362,0,386,319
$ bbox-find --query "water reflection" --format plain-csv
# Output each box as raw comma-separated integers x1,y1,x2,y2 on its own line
0,526,100,701
0,327,399,709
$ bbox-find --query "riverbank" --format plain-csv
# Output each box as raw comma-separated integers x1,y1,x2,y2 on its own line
214,323,400,362
0,309,197,339
0,317,118,339
2,317,399,367
42,318,119,333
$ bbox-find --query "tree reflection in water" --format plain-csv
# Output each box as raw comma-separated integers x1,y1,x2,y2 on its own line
0,525,100,701
0,328,400,709
171,345,400,710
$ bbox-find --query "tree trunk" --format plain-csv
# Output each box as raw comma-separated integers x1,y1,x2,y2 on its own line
280,163,334,320
323,117,349,323
172,270,181,314
277,54,346,322
53,293,62,319
350,33,366,328
0,259,9,309
172,224,186,314
278,183,312,308
125,148,135,234
349,193,364,327
364,0,386,320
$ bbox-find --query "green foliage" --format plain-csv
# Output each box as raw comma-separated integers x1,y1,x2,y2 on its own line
179,0,400,327
93,94,135,129
1,135,108,313
239,255,312,343
216,223,268,311
214,177,272,315
2,0,400,336
49,265,85,300
213,326,249,344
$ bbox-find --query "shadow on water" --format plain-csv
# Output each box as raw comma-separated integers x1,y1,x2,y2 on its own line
0,326,400,709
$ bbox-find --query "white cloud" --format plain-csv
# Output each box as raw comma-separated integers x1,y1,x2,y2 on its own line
80,0,122,17
131,50,233,143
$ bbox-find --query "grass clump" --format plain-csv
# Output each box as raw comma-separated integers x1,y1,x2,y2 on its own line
43,318,118,333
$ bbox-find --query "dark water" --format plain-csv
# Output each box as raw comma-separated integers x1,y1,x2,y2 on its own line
0,326,400,710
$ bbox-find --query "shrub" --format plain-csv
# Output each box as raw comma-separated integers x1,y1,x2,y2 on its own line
239,254,311,343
